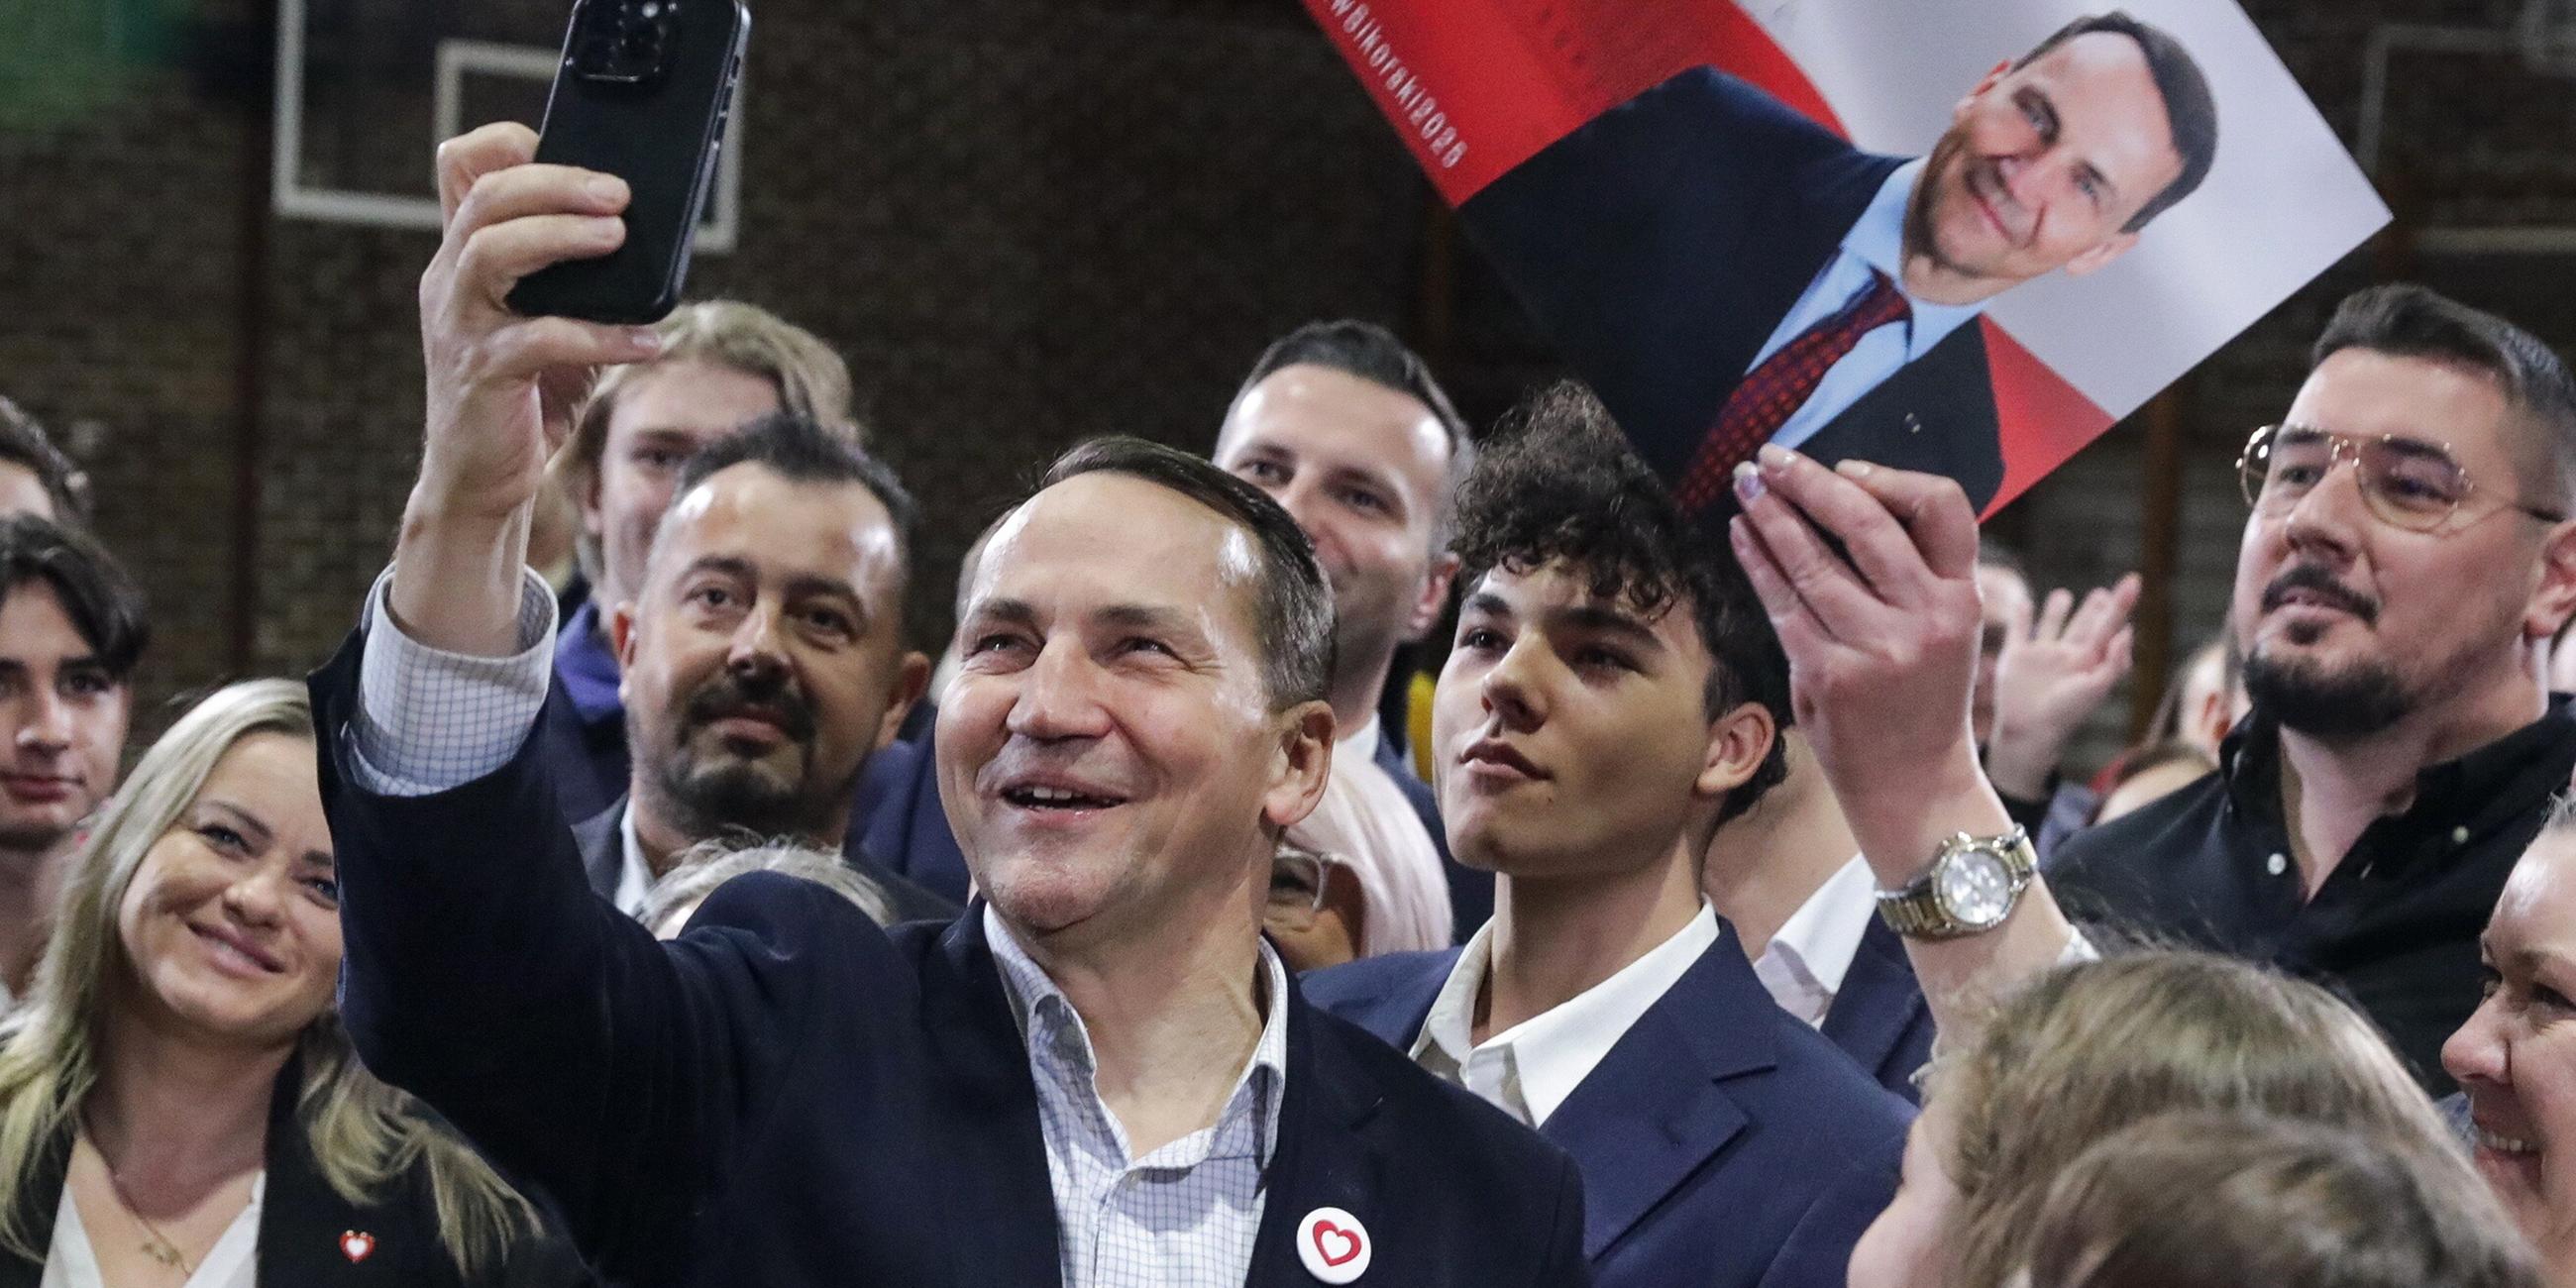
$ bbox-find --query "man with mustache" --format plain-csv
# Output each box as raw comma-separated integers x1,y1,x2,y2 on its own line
2051,283,2576,1094
538,299,863,825
1462,11,2217,512
573,410,950,922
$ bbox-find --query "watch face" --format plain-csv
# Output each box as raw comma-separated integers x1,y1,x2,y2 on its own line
1934,848,2014,927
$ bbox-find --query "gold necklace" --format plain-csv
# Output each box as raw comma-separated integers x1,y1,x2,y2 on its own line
80,1119,200,1279
100,1163,196,1277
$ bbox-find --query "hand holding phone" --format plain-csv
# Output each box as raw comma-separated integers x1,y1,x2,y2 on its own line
404,122,663,653
506,0,750,324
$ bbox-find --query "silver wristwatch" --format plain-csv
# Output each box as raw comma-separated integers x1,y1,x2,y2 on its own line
1875,827,2037,940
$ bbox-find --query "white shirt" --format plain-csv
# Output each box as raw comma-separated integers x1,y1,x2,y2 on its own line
45,1173,264,1288
612,806,654,919
1751,854,1879,1027
1412,905,1721,1127
984,907,1289,1288
1749,160,1986,453
1750,855,2102,1033
1288,716,1451,955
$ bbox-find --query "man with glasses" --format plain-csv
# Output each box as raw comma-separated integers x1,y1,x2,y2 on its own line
2050,283,2576,1093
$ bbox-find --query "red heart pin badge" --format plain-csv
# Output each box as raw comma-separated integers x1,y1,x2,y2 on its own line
1295,1206,1370,1282
340,1231,376,1263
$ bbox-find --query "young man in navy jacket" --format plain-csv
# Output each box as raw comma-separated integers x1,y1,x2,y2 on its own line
1305,384,1910,1287
308,122,1587,1288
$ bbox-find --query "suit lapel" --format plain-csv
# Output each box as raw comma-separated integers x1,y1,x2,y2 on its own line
919,909,1067,1288
0,1126,72,1288
1822,917,1930,1091
1537,943,1775,1262
573,798,627,902
1796,322,2004,512
1323,951,1452,1051
1248,991,1390,1288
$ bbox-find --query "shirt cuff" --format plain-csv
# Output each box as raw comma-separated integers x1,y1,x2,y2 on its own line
2058,925,2100,966
346,566,559,797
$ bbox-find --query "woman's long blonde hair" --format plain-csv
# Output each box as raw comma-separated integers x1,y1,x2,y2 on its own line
1927,951,2469,1288
0,680,540,1276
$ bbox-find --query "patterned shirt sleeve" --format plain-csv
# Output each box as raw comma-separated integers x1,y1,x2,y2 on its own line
346,566,559,797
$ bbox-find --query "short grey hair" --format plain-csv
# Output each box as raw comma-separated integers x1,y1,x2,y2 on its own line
640,838,898,934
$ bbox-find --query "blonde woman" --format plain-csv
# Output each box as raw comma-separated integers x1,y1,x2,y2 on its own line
1846,951,2479,1288
0,680,583,1286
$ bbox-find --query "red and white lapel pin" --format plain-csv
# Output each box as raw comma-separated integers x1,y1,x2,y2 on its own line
1296,1206,1370,1283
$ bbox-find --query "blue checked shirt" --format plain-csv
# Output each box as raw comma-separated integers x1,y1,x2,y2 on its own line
346,567,1294,1287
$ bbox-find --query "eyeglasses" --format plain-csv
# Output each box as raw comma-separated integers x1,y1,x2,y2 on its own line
1264,844,1342,932
2236,423,2567,533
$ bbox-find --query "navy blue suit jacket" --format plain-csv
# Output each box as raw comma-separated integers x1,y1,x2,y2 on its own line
568,794,960,925
1304,938,1910,1287
851,723,974,905
311,634,1590,1288
1460,66,2005,513
1820,917,1937,1104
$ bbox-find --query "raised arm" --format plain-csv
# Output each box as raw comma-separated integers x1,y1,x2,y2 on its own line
1726,446,2081,1037
391,121,659,654
316,125,777,1284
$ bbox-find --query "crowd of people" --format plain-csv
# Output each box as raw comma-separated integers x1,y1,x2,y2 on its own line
7,22,2576,1285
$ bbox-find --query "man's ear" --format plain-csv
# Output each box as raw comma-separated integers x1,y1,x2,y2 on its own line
608,599,639,705
2524,519,2576,642
1404,552,1461,642
1695,699,1778,804
1262,700,1338,833
2062,233,2141,278
875,651,934,751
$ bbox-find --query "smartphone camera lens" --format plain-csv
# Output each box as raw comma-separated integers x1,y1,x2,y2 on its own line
571,0,680,85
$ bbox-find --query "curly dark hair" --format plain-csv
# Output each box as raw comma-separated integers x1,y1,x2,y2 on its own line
1449,381,1788,822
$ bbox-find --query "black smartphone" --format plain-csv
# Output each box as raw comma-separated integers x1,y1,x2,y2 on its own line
506,0,750,324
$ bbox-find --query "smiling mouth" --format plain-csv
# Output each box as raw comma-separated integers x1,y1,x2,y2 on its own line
2478,1127,2542,1157
2263,584,2376,623
189,922,282,974
1002,785,1127,811
1965,165,2024,245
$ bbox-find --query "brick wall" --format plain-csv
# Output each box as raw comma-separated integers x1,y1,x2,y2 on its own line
3,0,2573,769
2,0,1423,736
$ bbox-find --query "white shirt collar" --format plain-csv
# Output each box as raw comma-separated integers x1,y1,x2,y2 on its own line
1339,713,1383,764
613,805,654,919
1411,904,1721,1127
1751,855,1878,1025
1850,160,1985,363
981,905,1291,1159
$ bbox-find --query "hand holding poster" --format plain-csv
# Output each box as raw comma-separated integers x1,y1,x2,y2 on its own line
1306,0,2389,516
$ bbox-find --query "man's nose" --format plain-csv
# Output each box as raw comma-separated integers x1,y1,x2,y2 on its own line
1274,479,1334,550
16,692,69,752
726,605,789,675
1477,637,1548,730
2279,454,2370,559
1006,638,1114,742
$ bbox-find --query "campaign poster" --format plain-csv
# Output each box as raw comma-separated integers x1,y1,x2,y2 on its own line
1304,0,2388,517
